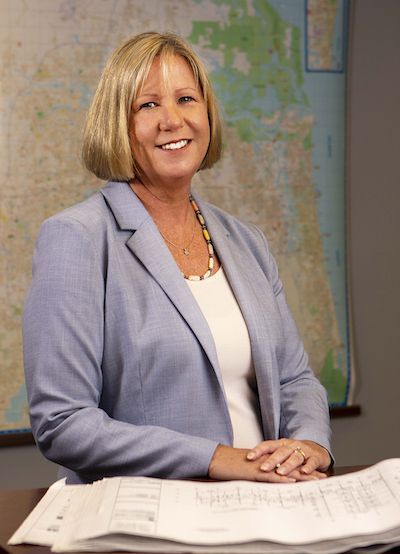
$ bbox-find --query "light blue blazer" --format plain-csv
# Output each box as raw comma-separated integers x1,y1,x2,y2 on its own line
23,181,331,484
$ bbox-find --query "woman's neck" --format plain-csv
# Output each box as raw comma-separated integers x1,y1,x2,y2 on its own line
130,179,192,226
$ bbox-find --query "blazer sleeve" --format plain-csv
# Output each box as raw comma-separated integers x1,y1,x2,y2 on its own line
23,216,218,482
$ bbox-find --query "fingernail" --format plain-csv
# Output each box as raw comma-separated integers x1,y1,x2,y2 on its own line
276,467,287,475
247,452,256,460
260,463,272,472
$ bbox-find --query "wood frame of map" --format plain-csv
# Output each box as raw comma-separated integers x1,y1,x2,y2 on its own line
0,432,36,447
0,0,358,443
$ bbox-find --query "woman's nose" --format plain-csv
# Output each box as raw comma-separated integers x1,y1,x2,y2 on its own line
159,103,184,131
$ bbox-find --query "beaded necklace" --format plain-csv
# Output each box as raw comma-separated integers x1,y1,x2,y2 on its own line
184,195,215,281
133,182,215,281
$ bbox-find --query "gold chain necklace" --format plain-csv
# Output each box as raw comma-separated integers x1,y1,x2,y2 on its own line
138,182,196,256
159,210,196,256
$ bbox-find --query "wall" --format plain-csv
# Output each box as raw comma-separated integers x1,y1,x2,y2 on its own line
0,0,399,489
330,0,400,465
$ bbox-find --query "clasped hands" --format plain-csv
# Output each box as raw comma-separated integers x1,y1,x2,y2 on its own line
208,439,331,483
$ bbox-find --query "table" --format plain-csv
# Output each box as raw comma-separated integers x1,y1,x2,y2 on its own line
0,487,46,554
1,468,399,554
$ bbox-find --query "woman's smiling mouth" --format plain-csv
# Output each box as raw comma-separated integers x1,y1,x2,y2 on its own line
160,139,189,151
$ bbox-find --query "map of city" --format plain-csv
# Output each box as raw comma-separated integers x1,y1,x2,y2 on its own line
0,0,351,434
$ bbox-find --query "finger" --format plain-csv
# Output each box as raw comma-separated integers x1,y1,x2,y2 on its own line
246,439,287,461
259,445,295,472
265,443,310,476
287,468,328,481
255,470,296,484
273,447,309,476
299,456,320,474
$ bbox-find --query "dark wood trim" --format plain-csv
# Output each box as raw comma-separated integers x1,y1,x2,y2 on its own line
0,432,35,447
330,404,361,418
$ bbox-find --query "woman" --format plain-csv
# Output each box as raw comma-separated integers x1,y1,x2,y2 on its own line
23,32,332,485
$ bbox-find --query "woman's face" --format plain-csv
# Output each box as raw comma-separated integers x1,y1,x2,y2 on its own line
129,55,210,188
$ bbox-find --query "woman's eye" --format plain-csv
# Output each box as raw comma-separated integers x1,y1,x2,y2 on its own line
179,96,195,104
140,101,157,109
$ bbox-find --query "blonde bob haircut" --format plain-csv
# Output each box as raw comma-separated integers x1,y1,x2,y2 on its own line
82,32,222,181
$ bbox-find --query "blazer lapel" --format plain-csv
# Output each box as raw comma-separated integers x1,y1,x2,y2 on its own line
200,199,280,439
100,182,224,391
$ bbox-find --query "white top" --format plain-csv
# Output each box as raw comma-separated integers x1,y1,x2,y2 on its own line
186,268,264,448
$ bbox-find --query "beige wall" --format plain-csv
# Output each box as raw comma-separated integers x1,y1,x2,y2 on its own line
1,0,399,489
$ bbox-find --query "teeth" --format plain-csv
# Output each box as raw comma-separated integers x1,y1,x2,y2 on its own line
161,139,188,150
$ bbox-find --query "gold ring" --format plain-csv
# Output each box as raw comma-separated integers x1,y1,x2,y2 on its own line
294,446,307,463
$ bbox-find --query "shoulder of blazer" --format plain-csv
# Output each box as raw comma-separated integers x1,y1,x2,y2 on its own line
44,189,109,230
42,181,149,237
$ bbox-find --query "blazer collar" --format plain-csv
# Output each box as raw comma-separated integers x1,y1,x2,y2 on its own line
100,180,150,230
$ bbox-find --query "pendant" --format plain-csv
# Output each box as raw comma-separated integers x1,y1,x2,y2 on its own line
183,248,190,256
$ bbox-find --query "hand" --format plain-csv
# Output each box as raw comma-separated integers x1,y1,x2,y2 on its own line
208,444,328,483
208,444,296,483
246,438,331,477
